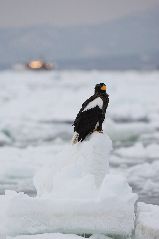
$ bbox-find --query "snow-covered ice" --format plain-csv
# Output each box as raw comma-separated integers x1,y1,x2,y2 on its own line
105,119,156,143
135,202,159,239
89,235,112,239
34,132,111,196
7,233,112,239
0,69,159,238
0,133,137,237
115,142,159,160
3,183,137,236
7,233,84,239
0,143,66,195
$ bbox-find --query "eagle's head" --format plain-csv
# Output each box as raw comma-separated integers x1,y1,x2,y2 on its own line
95,83,107,94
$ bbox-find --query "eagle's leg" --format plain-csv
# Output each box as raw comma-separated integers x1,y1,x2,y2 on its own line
93,122,103,133
93,129,103,133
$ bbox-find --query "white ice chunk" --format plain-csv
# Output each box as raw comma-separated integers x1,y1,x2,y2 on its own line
135,202,159,239
34,132,112,197
104,119,155,142
125,161,159,189
0,133,137,237
3,181,137,237
90,235,112,239
115,142,159,159
7,233,83,239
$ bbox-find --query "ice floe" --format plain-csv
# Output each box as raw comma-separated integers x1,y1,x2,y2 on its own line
115,142,159,160
34,132,111,196
0,133,137,238
7,233,112,239
7,233,84,239
135,202,159,239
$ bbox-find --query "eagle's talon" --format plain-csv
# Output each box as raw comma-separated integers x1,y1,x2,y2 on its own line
98,130,103,133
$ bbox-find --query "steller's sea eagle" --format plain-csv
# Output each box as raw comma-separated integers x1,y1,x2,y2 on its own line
72,83,109,143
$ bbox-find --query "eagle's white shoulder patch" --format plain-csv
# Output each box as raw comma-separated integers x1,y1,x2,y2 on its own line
83,97,103,112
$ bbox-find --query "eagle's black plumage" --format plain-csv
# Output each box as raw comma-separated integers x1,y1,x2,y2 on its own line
72,83,109,143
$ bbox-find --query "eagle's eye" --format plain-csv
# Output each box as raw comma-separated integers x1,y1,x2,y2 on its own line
101,85,106,91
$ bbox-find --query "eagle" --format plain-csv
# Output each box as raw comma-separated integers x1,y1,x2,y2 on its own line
72,83,109,144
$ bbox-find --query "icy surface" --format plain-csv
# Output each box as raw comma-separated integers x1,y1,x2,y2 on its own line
3,182,136,236
1,175,137,237
7,234,112,239
115,142,159,159
7,233,83,239
34,132,111,196
89,235,112,239
0,133,137,237
135,202,159,239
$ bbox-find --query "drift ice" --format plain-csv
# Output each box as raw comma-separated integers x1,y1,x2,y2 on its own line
0,132,138,238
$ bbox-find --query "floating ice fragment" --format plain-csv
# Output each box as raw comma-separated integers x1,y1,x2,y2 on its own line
135,202,159,239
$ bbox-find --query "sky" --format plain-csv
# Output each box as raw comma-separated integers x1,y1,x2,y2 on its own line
0,0,159,28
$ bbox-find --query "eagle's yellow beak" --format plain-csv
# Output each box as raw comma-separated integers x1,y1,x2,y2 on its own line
101,85,106,91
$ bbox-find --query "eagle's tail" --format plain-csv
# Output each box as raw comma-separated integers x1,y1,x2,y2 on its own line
71,132,79,144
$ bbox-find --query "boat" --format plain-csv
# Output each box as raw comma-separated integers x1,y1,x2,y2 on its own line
25,60,54,70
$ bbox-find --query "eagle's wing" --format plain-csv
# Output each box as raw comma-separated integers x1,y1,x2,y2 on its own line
73,95,97,127
74,106,103,141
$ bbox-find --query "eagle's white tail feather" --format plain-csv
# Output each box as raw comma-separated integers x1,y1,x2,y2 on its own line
71,132,79,144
